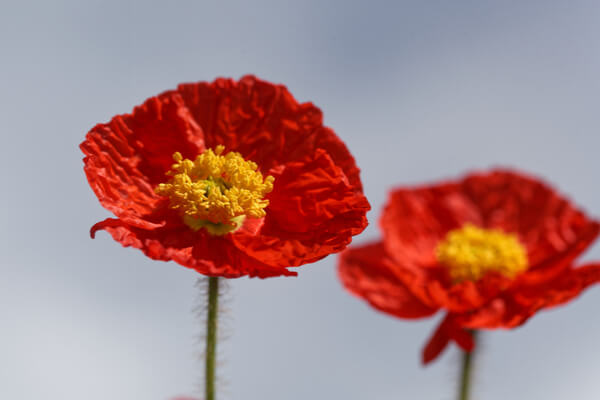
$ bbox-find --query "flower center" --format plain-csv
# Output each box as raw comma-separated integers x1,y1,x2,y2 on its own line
436,224,528,282
155,145,274,235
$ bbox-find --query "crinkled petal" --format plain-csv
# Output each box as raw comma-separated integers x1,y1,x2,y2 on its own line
422,313,474,364
231,149,369,267
458,263,600,329
395,265,513,313
81,92,205,221
338,242,438,319
176,75,363,190
515,220,599,286
381,183,482,267
91,218,296,278
461,170,600,276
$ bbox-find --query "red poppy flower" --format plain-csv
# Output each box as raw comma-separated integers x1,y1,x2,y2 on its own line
81,75,370,278
338,169,600,363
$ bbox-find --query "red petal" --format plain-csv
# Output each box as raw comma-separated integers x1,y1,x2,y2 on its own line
457,263,600,329
80,92,205,221
454,298,513,329
422,319,450,365
231,149,369,267
515,219,599,286
461,170,599,275
176,75,363,190
421,271,512,312
515,262,600,315
422,314,474,364
381,182,481,268
91,218,296,279
383,240,513,313
338,242,438,319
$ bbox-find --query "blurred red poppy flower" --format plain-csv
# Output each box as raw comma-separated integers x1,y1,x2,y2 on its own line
81,75,369,278
338,170,600,363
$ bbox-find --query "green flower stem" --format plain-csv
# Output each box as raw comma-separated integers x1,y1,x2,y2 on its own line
458,331,477,400
205,276,220,400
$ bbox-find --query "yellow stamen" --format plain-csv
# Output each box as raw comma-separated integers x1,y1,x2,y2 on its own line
155,145,274,235
436,224,528,282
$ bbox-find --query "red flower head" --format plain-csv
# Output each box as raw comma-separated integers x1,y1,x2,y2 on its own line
81,75,370,278
338,169,600,363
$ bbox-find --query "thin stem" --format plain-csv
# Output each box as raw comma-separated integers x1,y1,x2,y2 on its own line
458,331,477,400
205,276,220,400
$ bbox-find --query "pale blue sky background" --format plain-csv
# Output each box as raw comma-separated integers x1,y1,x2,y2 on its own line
2,1,600,399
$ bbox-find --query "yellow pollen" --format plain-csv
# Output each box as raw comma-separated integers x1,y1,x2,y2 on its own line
155,145,274,235
436,224,528,282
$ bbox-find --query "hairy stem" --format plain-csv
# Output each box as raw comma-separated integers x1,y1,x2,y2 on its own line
205,276,219,400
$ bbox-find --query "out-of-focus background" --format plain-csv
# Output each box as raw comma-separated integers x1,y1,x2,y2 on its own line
2,1,600,399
